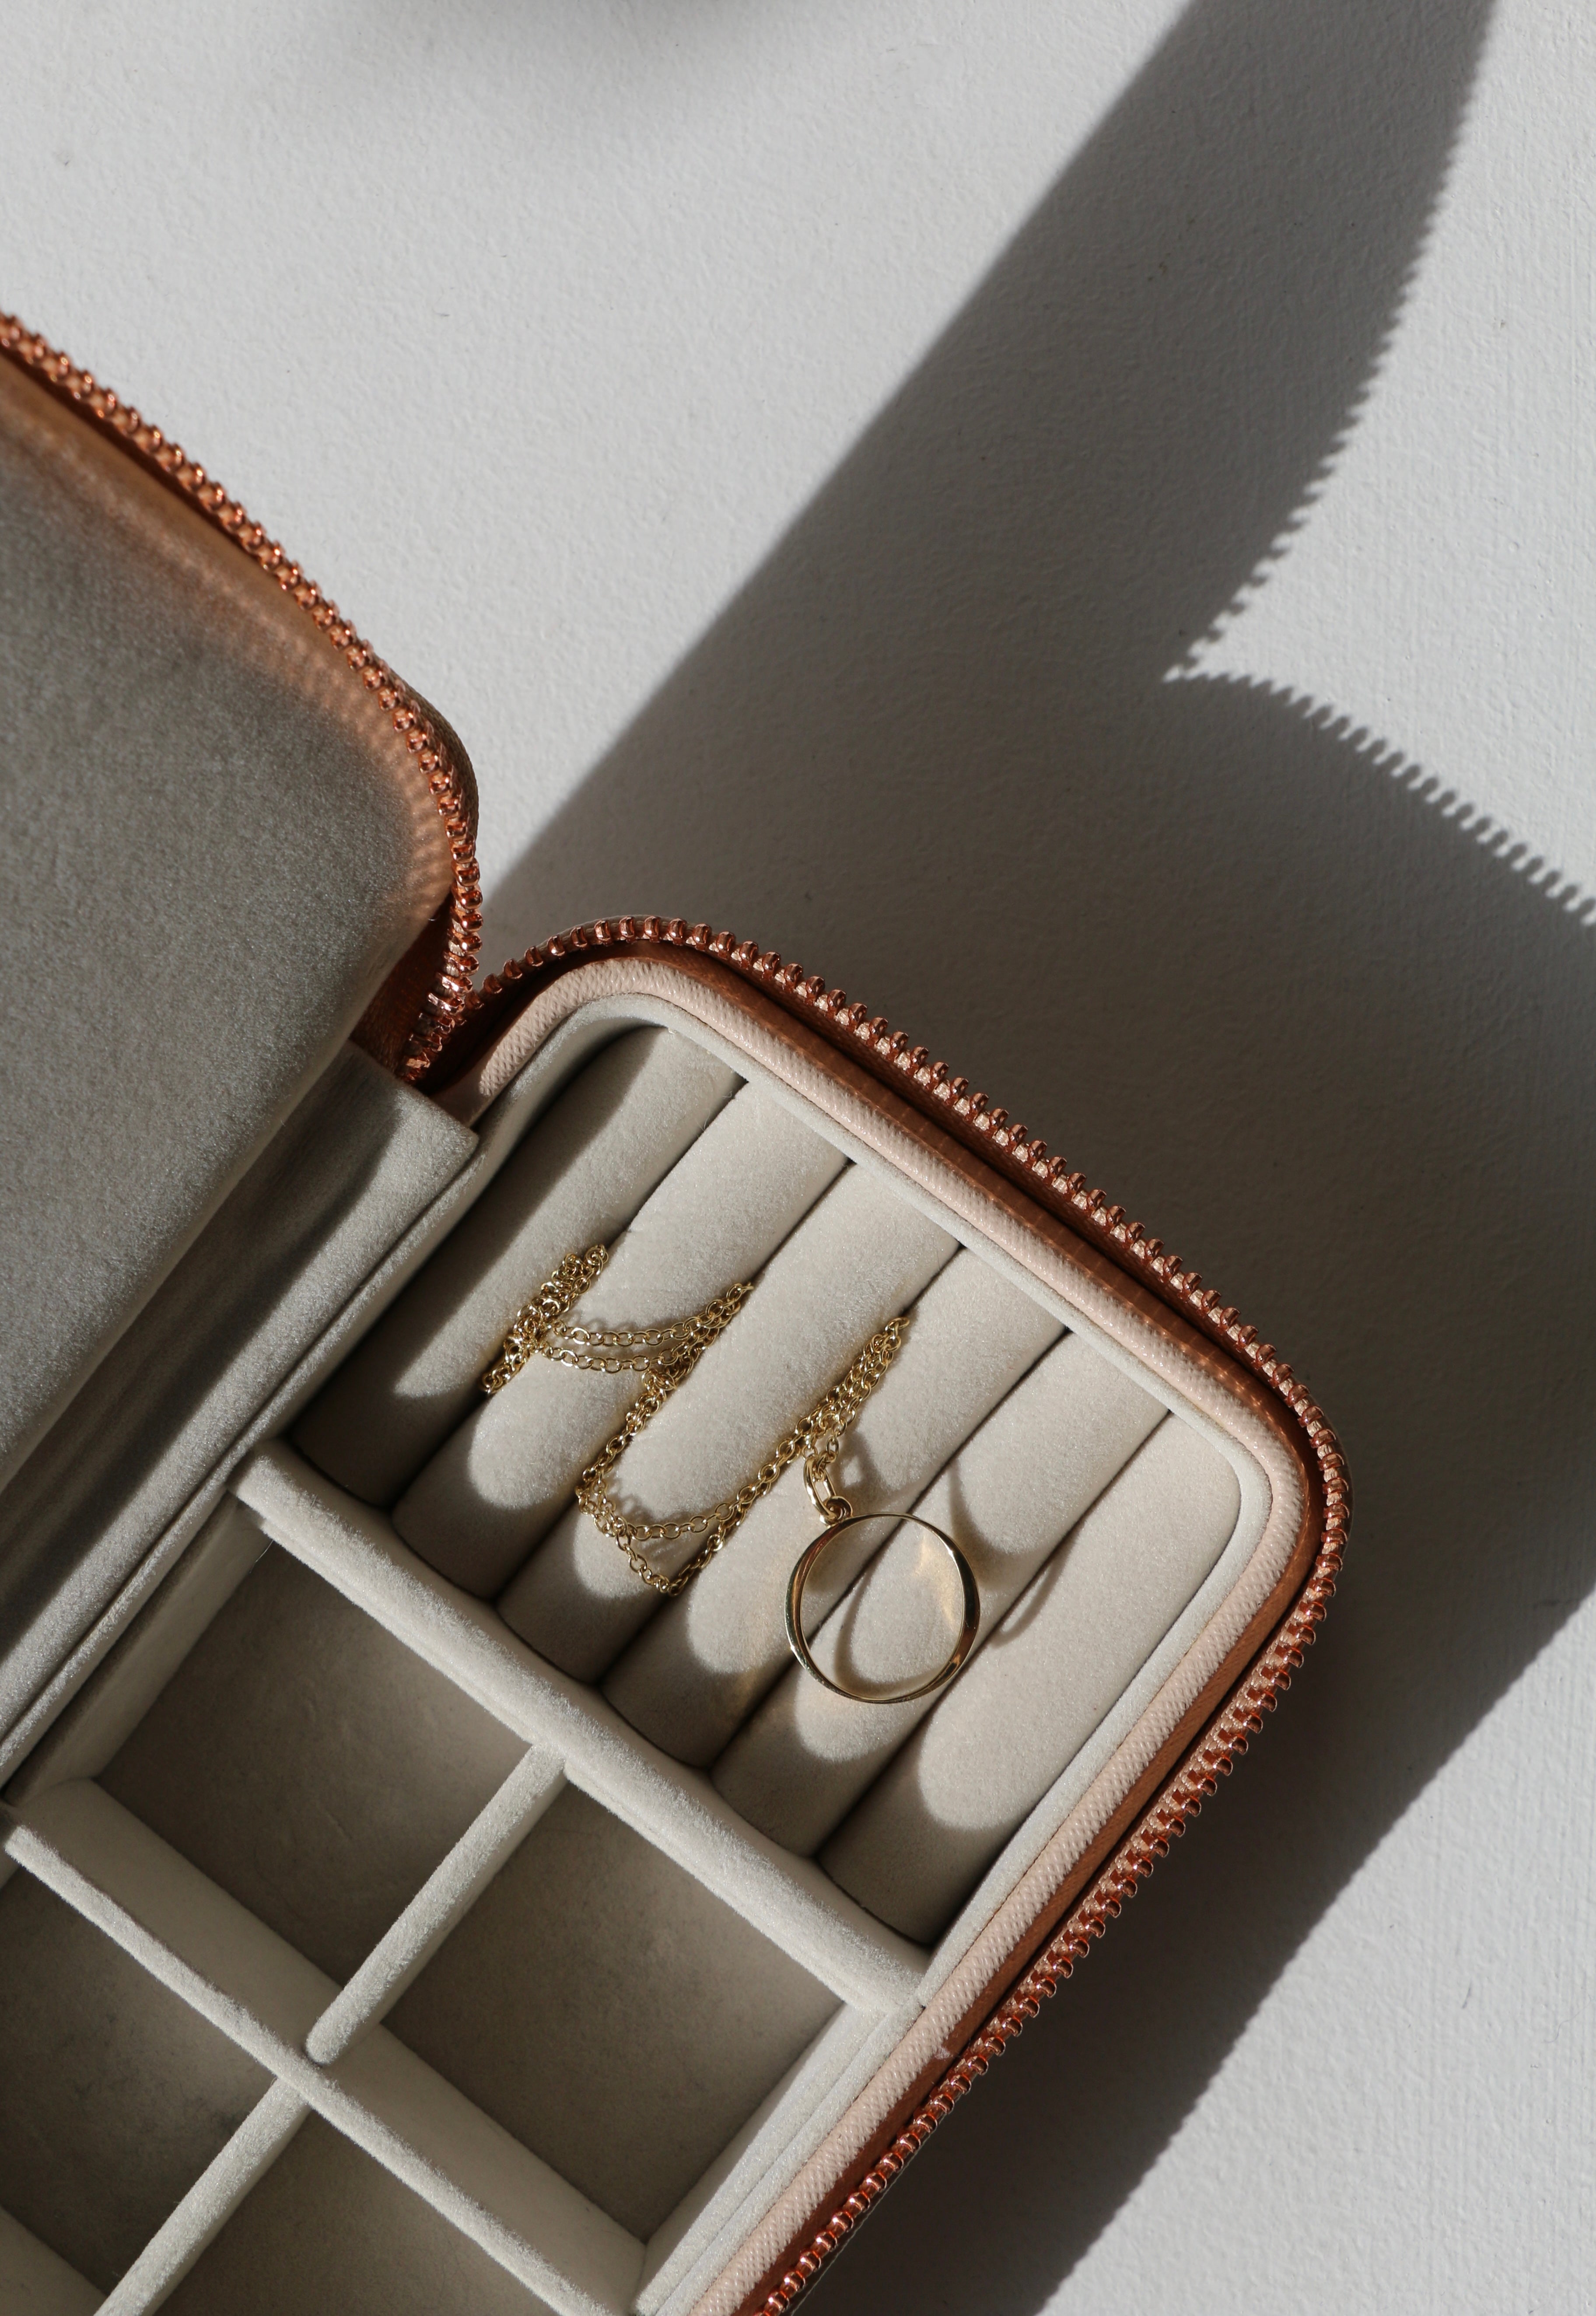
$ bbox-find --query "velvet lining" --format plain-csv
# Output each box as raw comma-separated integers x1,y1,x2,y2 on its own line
1,1010,1288,2316
0,356,451,1500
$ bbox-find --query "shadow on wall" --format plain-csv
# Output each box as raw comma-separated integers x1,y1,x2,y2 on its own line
488,0,1596,2302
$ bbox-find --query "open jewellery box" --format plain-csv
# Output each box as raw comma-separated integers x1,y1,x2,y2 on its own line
0,320,1348,2316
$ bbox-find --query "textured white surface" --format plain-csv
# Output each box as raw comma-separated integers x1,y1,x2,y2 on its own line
5,0,1592,2307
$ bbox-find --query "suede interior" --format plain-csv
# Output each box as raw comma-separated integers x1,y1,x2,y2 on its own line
160,2115,554,2316
0,2202,105,2316
385,1785,838,2241
98,1547,527,1983
0,1872,269,2294
0,1046,475,1739
293,1028,739,1511
0,1010,1284,2316
0,357,452,1500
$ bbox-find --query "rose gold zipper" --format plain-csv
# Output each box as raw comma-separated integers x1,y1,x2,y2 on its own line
0,315,482,1080
2,318,1346,2307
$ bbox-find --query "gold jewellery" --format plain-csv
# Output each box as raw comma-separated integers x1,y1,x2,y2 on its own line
784,1472,980,1706
484,1246,980,1699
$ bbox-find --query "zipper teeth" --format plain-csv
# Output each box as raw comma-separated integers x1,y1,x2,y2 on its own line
462,917,1348,2316
0,316,482,1079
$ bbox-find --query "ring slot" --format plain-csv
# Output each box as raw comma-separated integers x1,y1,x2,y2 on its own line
497,1165,956,1680
390,1083,844,1595
712,1332,1166,1855
600,1253,1060,1766
293,1027,739,1506
821,1419,1244,1941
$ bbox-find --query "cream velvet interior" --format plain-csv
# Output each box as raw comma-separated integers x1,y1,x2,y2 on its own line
0,1011,1286,2316
0,1048,475,1744
0,356,452,1501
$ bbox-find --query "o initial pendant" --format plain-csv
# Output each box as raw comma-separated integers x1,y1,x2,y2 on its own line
784,1511,980,1704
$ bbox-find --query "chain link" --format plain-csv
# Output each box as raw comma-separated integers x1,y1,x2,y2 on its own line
483,1245,908,1595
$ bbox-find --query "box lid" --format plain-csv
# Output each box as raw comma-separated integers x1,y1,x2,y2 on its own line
0,337,475,1493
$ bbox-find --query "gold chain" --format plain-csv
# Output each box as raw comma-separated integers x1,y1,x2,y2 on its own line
483,1245,908,1596
480,1244,752,1393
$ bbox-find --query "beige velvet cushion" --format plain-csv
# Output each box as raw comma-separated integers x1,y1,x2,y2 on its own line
280,1021,1260,1962
294,1028,741,1509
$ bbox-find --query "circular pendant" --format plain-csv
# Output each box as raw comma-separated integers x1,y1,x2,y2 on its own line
783,1512,980,1703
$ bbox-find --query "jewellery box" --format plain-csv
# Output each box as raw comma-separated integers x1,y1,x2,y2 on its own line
0,320,1348,2316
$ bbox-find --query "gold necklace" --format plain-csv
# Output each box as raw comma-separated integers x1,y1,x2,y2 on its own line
483,1245,907,1595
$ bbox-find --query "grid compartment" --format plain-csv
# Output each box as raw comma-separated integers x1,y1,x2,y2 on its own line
161,2113,555,2316
0,2201,102,2313
385,1785,839,2240
98,1545,526,1980
0,1872,269,2292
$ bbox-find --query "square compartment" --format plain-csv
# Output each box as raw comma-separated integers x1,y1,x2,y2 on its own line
385,1786,840,2241
98,1545,527,1981
162,2112,553,2316
0,1871,270,2291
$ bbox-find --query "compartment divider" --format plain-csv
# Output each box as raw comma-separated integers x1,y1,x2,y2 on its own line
0,2204,103,2314
6,1498,268,1807
323,2023,644,2313
307,1745,566,2063
635,2001,918,2316
95,2082,309,2316
2,1782,337,2057
234,1443,929,2013
4,1782,645,2315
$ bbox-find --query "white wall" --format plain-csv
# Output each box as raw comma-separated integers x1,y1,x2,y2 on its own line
5,0,1592,2305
